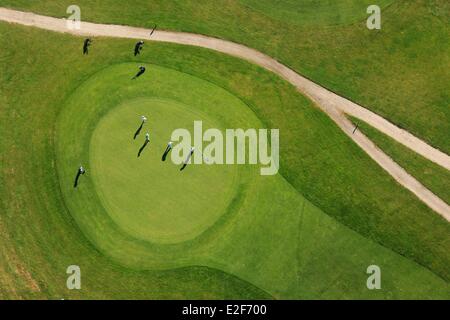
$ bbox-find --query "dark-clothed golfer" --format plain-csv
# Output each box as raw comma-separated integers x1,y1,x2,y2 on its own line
83,38,92,55
134,40,144,56
180,147,195,171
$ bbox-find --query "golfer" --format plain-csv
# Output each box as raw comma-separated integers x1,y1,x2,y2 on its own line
180,147,195,171
134,40,144,56
83,38,92,55
74,166,86,188
134,116,147,140
132,66,146,79
162,141,173,162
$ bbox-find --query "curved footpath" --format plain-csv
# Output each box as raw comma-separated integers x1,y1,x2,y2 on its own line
1,8,449,221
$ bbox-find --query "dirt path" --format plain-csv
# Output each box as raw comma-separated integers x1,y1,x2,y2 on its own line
1,8,448,221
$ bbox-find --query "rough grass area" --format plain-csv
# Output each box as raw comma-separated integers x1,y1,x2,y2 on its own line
1,0,448,153
0,22,449,298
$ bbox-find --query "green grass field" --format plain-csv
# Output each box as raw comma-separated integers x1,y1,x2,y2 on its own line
1,0,448,153
354,119,450,204
240,0,394,25
0,1,449,299
54,60,448,298
90,98,240,244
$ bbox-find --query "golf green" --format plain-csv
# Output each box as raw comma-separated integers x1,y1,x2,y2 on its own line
57,62,261,252
90,98,239,244
54,61,449,299
2,14,450,298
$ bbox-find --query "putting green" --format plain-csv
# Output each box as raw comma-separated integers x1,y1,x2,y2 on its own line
90,97,239,244
55,60,449,299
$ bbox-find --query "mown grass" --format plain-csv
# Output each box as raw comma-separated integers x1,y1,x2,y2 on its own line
0,21,449,298
0,0,448,154
54,61,449,299
0,25,273,300
89,93,242,244
353,119,450,204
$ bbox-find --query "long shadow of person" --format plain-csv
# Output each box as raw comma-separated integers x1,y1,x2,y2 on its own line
180,149,194,171
150,24,157,37
138,140,149,157
161,145,172,161
74,171,82,188
133,122,144,140
74,167,87,188
132,66,146,80
162,150,169,162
